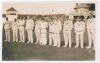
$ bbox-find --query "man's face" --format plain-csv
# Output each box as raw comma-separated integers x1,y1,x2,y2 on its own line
65,17,68,20
79,20,81,22
27,16,30,19
76,18,81,22
78,19,81,22
42,17,44,21
89,15,93,19
53,16,57,20
51,19,54,23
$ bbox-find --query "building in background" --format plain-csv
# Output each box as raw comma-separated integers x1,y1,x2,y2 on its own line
74,3,95,19
3,3,95,22
6,7,18,22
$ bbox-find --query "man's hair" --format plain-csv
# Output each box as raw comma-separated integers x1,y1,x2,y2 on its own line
6,17,8,20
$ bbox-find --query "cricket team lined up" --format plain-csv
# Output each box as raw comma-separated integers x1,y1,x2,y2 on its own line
3,14,95,50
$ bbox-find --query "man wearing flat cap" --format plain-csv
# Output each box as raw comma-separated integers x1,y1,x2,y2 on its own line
26,16,34,43
40,16,48,46
86,14,95,50
12,18,18,42
63,16,73,48
74,16,85,48
3,17,11,42
18,17,25,42
34,16,41,45
48,16,55,46
51,16,61,47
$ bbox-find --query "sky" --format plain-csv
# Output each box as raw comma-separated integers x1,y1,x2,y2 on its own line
2,2,76,15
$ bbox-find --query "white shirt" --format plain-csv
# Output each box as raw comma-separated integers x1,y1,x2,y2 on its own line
35,20,41,32
49,21,55,33
74,21,85,32
12,21,18,31
3,17,6,24
40,21,48,33
18,19,25,31
4,21,11,31
50,20,62,33
40,21,48,29
63,20,73,31
26,19,34,30
87,18,95,31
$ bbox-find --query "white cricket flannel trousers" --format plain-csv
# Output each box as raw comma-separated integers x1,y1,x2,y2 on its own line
26,19,34,43
74,21,85,48
18,20,25,42
12,22,18,42
40,21,48,45
63,20,73,47
53,21,62,47
35,21,41,44
87,18,95,48
4,21,11,42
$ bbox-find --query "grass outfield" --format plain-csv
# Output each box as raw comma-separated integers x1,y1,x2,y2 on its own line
2,41,95,61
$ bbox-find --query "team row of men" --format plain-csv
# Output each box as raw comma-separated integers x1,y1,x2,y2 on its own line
3,14,95,50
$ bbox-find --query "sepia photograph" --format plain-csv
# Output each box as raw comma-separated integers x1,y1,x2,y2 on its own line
2,1,95,61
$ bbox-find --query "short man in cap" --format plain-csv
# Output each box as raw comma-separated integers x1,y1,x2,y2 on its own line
34,16,41,44
26,16,34,43
63,16,73,48
3,17,11,42
12,18,18,42
74,17,85,48
18,17,25,42
86,14,95,50
40,16,48,46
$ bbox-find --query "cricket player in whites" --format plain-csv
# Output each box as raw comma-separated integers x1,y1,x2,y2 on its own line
63,16,73,48
18,17,25,42
3,17,11,42
26,16,34,43
34,17,41,44
86,14,95,50
49,17,55,46
40,17,48,46
74,17,85,48
12,19,18,42
53,16,62,47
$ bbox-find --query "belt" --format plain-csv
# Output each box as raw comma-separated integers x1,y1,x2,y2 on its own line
76,31,84,32
20,25,24,26
41,28,46,29
49,32,54,34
